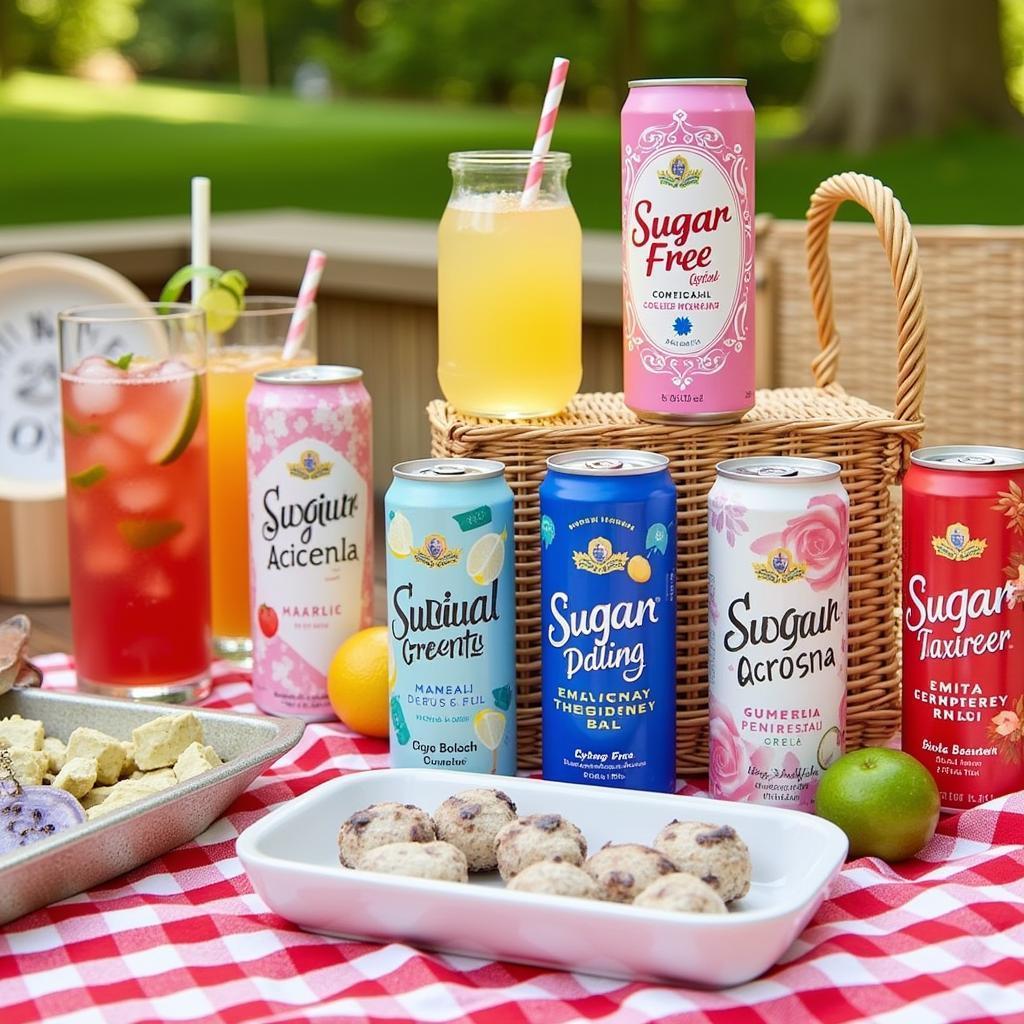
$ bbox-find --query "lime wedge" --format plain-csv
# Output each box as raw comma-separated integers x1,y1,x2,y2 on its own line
117,519,183,550
199,285,243,335
159,264,221,307
154,373,203,466
217,269,248,302
69,464,107,489
62,413,99,438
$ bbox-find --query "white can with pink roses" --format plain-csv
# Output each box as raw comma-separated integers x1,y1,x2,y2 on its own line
707,457,849,811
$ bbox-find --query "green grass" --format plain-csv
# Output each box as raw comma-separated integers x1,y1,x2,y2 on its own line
1,72,1022,229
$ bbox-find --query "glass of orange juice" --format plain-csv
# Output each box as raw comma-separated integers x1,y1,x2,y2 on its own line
438,151,581,419
207,298,317,663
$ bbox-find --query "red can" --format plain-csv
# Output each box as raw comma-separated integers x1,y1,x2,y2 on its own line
902,445,1024,811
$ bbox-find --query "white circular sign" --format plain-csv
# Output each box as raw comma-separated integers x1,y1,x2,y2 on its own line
0,253,149,496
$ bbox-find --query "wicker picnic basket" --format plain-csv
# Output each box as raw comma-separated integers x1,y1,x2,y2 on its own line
428,172,927,774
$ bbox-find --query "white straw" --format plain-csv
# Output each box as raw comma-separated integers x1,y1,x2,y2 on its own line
191,176,211,303
282,249,326,360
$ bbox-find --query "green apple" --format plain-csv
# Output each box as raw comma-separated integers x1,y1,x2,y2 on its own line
815,747,940,862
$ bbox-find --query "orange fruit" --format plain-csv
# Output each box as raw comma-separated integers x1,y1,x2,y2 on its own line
327,626,390,738
627,554,652,583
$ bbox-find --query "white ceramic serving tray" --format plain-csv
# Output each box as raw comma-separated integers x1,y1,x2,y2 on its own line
237,768,848,987
0,688,304,925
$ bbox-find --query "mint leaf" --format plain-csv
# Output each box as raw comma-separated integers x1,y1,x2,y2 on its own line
106,353,133,370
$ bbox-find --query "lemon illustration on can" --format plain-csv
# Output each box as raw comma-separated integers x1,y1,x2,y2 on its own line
466,529,506,586
627,554,652,583
473,708,506,773
387,510,413,558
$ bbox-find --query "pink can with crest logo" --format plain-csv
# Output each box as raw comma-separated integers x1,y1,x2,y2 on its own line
246,365,373,720
622,79,755,422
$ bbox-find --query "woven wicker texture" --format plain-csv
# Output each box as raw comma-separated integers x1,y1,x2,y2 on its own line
429,173,927,773
769,219,1022,449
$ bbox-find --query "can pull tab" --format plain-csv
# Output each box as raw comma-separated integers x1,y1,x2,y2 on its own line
432,464,469,477
756,465,799,478
955,455,996,467
584,459,624,471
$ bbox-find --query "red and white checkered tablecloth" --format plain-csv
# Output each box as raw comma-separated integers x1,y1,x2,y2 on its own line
2,655,1023,1024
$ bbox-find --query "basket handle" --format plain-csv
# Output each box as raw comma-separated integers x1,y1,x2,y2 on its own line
805,172,926,424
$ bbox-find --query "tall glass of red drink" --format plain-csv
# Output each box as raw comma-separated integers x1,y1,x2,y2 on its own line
59,303,211,701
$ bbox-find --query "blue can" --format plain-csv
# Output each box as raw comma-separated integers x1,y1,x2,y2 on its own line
541,450,677,792
386,459,516,775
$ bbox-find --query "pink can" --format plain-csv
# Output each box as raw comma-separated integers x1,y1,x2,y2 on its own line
246,366,373,719
622,78,755,423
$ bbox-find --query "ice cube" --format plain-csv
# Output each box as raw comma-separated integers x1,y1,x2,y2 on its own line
156,360,196,380
86,435,135,476
139,568,173,602
109,411,154,446
73,355,122,380
66,359,123,416
81,538,131,578
115,476,171,515
169,516,205,561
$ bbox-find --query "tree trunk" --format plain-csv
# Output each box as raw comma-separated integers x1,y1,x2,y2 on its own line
234,0,269,92
338,0,366,53
800,0,1023,152
615,0,644,92
0,2,18,80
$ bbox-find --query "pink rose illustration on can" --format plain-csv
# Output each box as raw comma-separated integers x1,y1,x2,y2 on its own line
708,703,772,802
751,494,848,591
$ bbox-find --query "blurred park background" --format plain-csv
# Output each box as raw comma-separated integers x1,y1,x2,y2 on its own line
1,0,1023,227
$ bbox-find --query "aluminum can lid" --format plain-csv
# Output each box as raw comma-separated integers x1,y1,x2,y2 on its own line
254,365,363,385
393,458,506,481
628,78,747,87
716,456,841,482
910,445,1024,471
546,449,670,476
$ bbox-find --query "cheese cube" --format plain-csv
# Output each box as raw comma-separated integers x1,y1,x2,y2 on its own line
42,736,67,773
52,756,98,799
81,784,116,810
66,727,126,785
132,768,177,793
131,712,203,770
119,741,137,778
3,747,48,786
0,715,44,751
173,742,223,783
84,777,166,820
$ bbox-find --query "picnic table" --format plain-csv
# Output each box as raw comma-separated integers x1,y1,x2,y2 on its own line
1,645,1022,1024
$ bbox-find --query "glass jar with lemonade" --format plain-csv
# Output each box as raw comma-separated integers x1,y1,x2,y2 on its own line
438,151,582,419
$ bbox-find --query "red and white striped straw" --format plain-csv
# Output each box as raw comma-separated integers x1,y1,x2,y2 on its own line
282,249,326,360
520,56,570,209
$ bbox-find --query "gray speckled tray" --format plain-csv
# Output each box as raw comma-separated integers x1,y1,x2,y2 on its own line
0,688,303,925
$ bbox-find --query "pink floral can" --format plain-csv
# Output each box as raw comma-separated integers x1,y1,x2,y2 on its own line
707,457,848,811
622,79,754,422
246,366,373,720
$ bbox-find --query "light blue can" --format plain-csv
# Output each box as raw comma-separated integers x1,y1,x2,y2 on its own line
385,459,516,774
